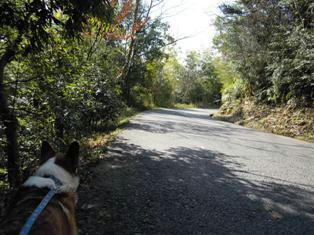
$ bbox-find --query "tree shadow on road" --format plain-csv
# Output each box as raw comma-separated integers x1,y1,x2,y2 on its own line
126,120,314,160
77,137,314,234
143,108,213,121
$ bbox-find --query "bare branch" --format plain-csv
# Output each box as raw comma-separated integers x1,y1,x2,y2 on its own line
164,35,193,47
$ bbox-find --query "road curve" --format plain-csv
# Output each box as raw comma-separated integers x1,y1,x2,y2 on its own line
77,108,314,234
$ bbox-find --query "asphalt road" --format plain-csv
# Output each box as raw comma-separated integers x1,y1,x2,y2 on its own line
78,108,314,234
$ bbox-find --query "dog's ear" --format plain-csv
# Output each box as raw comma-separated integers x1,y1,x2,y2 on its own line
40,141,55,164
65,141,80,173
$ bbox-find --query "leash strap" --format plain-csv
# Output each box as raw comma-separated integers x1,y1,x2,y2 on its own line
19,176,63,235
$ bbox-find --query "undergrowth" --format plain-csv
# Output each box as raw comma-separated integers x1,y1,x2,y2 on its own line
0,107,139,218
214,99,314,143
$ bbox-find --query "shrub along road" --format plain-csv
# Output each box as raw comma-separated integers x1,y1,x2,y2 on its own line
77,108,314,234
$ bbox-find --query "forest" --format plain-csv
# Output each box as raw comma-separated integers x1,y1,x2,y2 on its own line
214,0,313,106
0,0,313,190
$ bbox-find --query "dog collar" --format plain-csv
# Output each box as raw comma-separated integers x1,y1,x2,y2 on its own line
46,174,63,190
19,175,63,235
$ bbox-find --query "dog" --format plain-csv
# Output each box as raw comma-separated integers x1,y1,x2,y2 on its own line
0,141,80,235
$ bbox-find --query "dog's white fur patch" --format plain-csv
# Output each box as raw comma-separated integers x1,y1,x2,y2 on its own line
23,157,79,193
24,176,55,189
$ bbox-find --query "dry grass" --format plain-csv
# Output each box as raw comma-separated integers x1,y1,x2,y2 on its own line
214,99,314,143
174,103,197,109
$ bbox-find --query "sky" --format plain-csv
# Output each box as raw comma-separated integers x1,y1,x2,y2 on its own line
150,0,234,58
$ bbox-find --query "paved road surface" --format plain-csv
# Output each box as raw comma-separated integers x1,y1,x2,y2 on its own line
78,108,314,234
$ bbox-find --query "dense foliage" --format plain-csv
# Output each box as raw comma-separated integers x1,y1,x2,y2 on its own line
214,0,314,106
162,51,222,108
175,51,221,107
0,0,119,187
5,0,309,188
0,0,176,187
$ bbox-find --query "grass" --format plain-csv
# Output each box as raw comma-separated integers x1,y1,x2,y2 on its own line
79,107,139,182
84,107,138,151
174,103,197,109
0,106,140,218
214,98,314,143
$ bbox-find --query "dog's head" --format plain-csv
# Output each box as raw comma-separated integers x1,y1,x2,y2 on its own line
23,141,80,193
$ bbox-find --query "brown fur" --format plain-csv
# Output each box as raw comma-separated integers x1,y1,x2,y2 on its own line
0,141,79,235
0,186,77,235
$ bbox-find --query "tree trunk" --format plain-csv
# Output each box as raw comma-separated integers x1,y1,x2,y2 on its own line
120,0,141,104
0,50,21,188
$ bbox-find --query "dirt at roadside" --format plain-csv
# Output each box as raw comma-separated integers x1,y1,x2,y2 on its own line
213,99,314,143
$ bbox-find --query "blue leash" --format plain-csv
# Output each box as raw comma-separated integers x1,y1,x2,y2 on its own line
19,175,63,235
